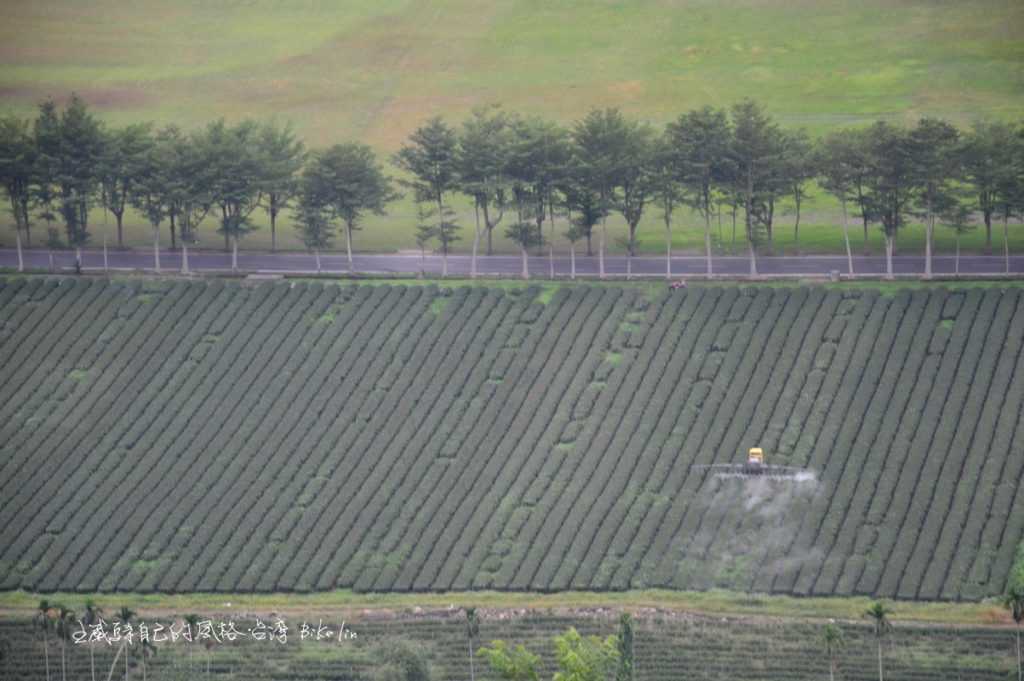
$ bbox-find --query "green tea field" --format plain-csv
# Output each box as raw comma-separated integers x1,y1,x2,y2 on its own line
0,278,1022,599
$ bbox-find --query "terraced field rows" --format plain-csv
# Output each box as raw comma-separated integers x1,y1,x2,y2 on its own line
0,613,1016,680
0,278,1022,599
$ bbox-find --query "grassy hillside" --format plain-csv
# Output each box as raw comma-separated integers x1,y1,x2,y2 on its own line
1,0,1022,255
3,0,1022,147
0,277,1021,599
0,610,1018,680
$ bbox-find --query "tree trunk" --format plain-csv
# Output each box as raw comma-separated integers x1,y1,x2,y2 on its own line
925,215,933,279
232,236,239,273
471,201,480,279
521,246,529,280
841,200,853,276
731,206,737,255
549,197,556,279
745,168,754,274
793,199,801,254
345,223,354,275
442,249,448,278
15,230,23,273
43,629,50,681
103,235,109,272
182,242,190,275
315,249,322,274
486,222,493,256
75,247,82,273
570,243,576,280
885,234,894,280
599,219,606,279
863,217,869,256
955,234,960,275
116,213,124,249
665,219,672,280
1005,214,1011,274
419,247,425,279
153,227,161,273
586,230,592,257
704,209,713,277
103,643,124,681
169,214,176,251
270,207,277,253
626,251,632,280
986,215,993,256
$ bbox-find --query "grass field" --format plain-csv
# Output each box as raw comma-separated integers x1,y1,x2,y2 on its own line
1,608,1019,680
4,198,1023,259
1,277,1021,600
1,0,1022,255
0,587,1012,625
4,1,1022,145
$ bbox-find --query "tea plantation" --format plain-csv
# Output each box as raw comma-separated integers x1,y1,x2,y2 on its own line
0,610,1017,680
0,277,1022,599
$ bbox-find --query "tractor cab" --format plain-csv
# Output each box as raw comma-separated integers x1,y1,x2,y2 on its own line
743,447,765,474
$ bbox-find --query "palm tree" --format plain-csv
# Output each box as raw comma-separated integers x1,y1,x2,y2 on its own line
203,638,214,678
139,640,156,681
465,607,480,681
83,600,104,681
617,612,635,681
54,605,75,681
1005,584,1024,681
822,621,844,681
118,607,136,681
34,600,54,681
864,601,893,681
183,614,200,676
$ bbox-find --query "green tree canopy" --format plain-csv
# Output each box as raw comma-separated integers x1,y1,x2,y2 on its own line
256,119,305,251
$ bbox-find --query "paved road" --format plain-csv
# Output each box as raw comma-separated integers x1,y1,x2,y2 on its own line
2,248,1022,278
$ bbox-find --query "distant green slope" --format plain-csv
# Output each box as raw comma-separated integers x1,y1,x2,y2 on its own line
2,0,1022,149
0,278,1022,599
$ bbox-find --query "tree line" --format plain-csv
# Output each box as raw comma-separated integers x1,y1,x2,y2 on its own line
1,95,1022,278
